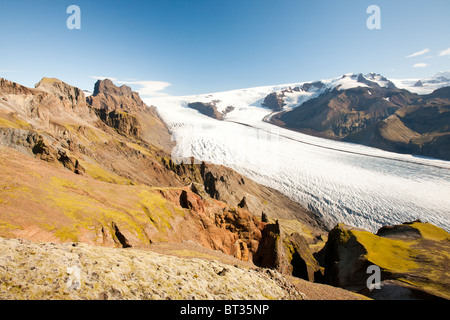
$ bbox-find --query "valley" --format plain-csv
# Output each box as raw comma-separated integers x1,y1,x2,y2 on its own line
0,74,449,300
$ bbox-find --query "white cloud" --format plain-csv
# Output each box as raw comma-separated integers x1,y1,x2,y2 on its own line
438,48,450,56
406,48,430,58
0,69,18,73
413,63,428,68
116,80,172,97
90,76,118,81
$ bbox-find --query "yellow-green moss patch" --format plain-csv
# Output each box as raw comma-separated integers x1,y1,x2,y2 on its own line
350,229,419,272
410,222,450,241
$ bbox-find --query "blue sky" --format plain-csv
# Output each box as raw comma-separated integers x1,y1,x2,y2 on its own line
0,0,449,97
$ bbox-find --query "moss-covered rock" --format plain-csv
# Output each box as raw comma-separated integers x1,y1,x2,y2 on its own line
0,237,306,300
321,221,450,300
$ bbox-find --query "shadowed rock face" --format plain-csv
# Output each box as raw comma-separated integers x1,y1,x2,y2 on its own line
254,220,323,282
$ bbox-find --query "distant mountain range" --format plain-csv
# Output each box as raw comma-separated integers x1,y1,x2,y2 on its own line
180,72,450,161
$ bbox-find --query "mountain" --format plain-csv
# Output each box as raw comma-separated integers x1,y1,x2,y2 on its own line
174,71,449,161
1,76,449,300
87,78,173,151
269,73,413,138
268,73,450,160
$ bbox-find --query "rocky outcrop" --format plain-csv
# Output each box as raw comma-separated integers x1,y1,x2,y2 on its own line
1,77,96,126
319,221,450,300
87,79,172,150
187,101,225,120
254,220,323,282
97,109,141,137
88,79,146,113
35,77,90,114
197,161,327,232
262,92,286,111
87,79,144,138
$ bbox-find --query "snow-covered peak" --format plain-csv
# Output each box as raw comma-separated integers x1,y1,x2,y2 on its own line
83,90,93,97
325,73,369,91
391,71,450,94
147,71,450,120
363,73,392,88
148,72,402,118
320,72,395,92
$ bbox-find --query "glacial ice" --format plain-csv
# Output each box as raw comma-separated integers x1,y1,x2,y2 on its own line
145,79,450,233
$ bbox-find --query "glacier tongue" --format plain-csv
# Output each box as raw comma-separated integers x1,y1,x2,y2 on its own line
146,86,450,233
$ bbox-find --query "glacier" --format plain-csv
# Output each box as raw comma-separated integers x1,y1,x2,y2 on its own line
145,76,450,233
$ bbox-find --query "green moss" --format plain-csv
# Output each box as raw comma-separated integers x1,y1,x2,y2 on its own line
63,124,111,147
53,226,80,242
282,238,295,262
349,229,419,272
137,190,185,234
125,141,153,156
42,176,149,243
0,114,32,129
0,221,22,237
410,222,450,241
80,160,132,185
